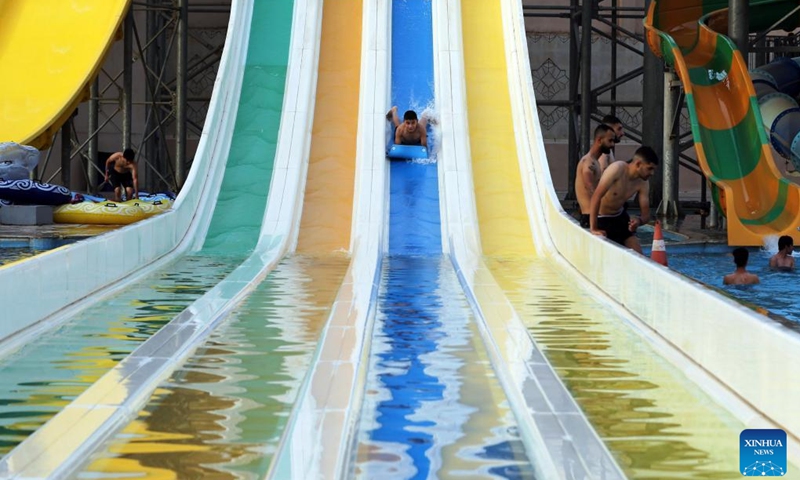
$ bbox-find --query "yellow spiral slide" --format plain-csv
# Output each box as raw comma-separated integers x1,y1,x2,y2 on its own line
0,0,130,150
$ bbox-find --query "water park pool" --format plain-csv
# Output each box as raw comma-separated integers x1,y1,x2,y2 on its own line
0,237,84,266
669,249,800,324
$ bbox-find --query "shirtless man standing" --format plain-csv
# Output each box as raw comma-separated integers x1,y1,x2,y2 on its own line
387,106,427,147
575,124,616,227
589,146,659,254
104,148,139,201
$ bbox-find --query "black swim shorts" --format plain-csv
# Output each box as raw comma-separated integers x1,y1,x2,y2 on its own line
109,169,133,189
597,210,634,245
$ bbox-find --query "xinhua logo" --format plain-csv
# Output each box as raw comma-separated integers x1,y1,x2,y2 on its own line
740,429,787,476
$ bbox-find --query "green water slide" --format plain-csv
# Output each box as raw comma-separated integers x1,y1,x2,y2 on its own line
202,0,294,255
645,0,800,245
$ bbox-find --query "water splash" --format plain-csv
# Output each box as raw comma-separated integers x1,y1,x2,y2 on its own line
762,235,779,254
407,99,440,164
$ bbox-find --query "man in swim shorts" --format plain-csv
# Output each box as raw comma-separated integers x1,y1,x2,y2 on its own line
104,148,139,201
387,106,428,147
589,145,658,254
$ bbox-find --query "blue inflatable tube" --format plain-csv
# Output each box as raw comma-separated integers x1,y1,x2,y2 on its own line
0,180,72,205
387,143,428,160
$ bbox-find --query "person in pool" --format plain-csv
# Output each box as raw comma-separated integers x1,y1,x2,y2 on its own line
387,106,427,147
769,235,795,271
723,247,760,285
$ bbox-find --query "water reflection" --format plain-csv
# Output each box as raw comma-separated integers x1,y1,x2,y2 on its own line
78,255,348,480
0,254,241,454
488,256,749,479
0,247,39,266
355,256,534,479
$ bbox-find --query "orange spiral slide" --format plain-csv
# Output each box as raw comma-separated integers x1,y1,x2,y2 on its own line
644,0,800,245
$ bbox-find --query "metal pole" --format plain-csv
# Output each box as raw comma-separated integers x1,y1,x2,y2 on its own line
176,0,189,188
145,6,161,193
580,0,593,154
88,78,99,191
61,119,72,188
709,184,719,229
660,71,681,217
643,0,664,209
611,0,618,119
755,34,768,67
566,0,580,200
123,8,133,150
729,0,750,61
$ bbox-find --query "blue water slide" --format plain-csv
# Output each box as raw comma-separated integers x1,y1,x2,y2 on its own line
753,56,800,169
388,0,441,256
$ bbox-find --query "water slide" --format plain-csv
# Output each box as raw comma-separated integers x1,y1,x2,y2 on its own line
0,0,131,150
465,0,800,475
3,0,800,479
752,56,800,171
271,0,798,478
644,0,800,246
0,0,354,477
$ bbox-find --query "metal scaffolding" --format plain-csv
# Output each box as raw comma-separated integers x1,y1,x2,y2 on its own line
523,0,706,218
38,1,231,196
522,0,800,227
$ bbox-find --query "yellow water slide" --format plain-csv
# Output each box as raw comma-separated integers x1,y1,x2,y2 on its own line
458,0,783,476
0,0,130,150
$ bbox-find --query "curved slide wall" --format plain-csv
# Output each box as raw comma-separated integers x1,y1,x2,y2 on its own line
0,0,254,345
644,0,800,246
0,0,130,150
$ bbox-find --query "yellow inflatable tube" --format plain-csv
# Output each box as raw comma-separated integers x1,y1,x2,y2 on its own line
53,199,171,225
123,198,173,218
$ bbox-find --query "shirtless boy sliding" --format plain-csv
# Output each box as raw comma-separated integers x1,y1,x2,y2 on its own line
575,124,616,227
387,106,427,147
589,146,659,254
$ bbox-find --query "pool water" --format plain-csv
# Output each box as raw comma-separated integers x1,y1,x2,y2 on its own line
78,255,349,479
0,237,83,266
669,249,800,324
488,256,758,479
0,253,242,454
354,256,534,479
0,247,39,265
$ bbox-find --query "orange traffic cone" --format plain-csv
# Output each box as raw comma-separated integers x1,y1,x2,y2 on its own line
650,220,668,266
